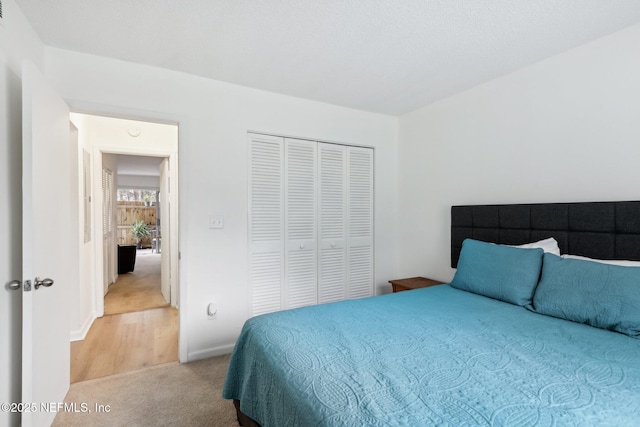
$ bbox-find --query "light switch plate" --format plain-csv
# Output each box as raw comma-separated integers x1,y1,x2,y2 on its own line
209,215,224,229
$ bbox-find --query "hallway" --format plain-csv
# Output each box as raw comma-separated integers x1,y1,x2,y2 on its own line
71,251,178,383
105,251,169,315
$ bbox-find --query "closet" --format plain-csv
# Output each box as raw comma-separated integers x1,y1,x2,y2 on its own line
248,133,373,316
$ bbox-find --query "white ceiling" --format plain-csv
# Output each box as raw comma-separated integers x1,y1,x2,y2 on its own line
116,155,163,177
15,0,640,115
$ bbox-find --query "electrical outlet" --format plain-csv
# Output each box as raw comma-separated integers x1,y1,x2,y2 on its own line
209,215,224,229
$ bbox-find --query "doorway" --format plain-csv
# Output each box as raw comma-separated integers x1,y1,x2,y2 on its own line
69,113,180,382
105,156,169,315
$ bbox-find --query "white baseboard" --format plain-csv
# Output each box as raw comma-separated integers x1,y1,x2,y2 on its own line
70,311,96,342
187,343,235,362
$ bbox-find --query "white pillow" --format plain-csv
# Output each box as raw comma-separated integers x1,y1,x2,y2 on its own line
560,254,640,267
510,237,560,256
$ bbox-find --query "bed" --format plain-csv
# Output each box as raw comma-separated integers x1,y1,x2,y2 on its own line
223,201,640,426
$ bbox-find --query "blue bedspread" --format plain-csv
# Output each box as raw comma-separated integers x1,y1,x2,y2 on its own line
223,285,640,426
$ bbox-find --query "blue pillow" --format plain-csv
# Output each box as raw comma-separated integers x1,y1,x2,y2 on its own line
450,239,544,306
530,253,640,337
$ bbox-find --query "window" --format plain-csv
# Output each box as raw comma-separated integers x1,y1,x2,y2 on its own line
117,189,157,202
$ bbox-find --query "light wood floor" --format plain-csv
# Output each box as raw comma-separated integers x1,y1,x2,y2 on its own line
70,307,178,383
104,252,169,315
71,251,178,383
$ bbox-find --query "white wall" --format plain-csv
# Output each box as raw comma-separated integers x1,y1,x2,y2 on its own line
117,174,160,189
0,1,45,425
397,23,640,283
68,114,96,341
45,48,399,360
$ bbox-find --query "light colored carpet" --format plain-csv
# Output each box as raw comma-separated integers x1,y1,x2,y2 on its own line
53,354,239,427
105,252,169,315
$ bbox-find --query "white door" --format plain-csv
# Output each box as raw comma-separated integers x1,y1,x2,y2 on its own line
22,62,76,427
0,55,22,427
284,138,317,308
318,143,347,303
248,133,284,316
318,144,374,301
160,158,171,303
102,166,114,295
347,146,374,298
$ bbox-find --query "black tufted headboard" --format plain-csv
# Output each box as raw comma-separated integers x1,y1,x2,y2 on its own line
451,201,640,268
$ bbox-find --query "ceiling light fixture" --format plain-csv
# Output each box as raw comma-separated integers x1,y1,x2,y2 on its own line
128,128,141,137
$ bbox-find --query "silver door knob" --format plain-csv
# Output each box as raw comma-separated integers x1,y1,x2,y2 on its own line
299,244,305,249
34,277,54,290
7,280,21,291
331,243,336,248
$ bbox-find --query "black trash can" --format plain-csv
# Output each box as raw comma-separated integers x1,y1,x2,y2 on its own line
117,245,137,274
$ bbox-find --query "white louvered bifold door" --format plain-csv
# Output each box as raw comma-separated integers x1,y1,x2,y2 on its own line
248,133,284,316
249,133,373,317
347,146,374,299
284,138,317,309
318,143,347,303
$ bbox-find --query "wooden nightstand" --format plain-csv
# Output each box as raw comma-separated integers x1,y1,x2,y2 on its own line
389,277,444,293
